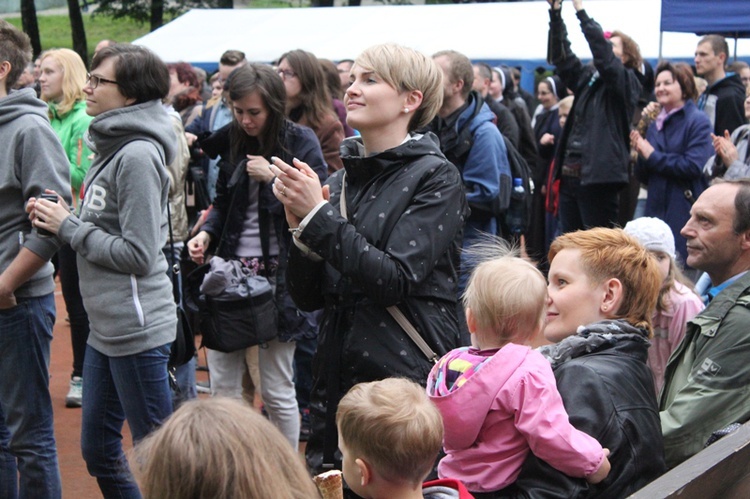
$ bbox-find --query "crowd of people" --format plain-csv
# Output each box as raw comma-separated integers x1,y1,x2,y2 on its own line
2,0,750,496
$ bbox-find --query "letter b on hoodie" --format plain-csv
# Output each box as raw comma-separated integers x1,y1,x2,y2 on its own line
85,185,107,211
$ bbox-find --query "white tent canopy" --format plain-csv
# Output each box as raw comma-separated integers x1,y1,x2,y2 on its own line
134,1,750,77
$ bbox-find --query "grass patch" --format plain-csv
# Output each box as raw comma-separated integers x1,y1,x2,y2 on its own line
2,2,311,55
4,14,151,55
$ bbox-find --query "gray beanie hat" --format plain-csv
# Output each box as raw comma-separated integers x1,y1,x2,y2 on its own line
623,217,676,259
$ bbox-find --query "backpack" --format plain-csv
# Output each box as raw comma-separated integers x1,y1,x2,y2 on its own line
440,93,510,219
441,94,533,232
501,134,534,234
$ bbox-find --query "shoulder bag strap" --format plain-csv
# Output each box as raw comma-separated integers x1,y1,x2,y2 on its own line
340,173,438,364
214,160,247,256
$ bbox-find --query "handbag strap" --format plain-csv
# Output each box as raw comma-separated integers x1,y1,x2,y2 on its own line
213,160,246,256
386,305,439,364
340,173,438,364
214,161,272,271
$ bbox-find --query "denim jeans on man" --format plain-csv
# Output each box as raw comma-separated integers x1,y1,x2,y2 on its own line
81,343,173,499
0,294,62,499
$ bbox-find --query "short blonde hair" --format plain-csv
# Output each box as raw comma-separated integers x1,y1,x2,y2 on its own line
549,228,661,334
463,252,547,343
40,48,87,117
336,378,443,488
354,43,443,131
134,398,318,499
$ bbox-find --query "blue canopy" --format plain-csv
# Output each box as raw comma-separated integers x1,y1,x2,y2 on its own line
661,0,750,38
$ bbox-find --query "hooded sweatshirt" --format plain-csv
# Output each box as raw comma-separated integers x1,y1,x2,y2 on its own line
0,88,72,297
58,100,177,357
697,72,746,137
426,343,604,493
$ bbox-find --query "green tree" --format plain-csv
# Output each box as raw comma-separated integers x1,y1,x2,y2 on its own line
95,0,217,32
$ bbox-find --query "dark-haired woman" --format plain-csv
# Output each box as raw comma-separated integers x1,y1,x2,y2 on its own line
631,61,714,273
33,44,177,498
277,49,345,174
167,62,202,127
187,64,327,449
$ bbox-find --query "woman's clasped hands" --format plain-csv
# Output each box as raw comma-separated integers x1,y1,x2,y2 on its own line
269,156,329,228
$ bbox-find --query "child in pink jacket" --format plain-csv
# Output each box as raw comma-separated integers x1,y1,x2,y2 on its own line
426,252,610,495
624,217,704,394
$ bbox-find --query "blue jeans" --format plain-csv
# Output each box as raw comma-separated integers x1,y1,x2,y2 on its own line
0,293,61,499
81,343,173,499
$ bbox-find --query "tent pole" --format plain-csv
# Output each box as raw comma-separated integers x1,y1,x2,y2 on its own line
659,31,663,60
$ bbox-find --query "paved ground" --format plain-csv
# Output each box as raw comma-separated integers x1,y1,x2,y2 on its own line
49,282,114,498
48,280,299,497
49,282,212,498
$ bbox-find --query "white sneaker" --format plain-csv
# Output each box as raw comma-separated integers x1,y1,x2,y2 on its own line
65,376,83,408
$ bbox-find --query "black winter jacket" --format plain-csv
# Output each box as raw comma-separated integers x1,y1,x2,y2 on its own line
200,120,327,342
549,8,641,186
288,133,468,474
698,72,746,137
511,320,666,498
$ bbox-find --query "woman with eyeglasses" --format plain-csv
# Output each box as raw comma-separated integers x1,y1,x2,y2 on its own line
186,64,327,449
37,48,94,410
32,44,177,498
277,49,345,174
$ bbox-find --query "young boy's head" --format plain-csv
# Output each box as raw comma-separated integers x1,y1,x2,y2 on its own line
0,20,32,94
336,378,443,497
463,254,548,347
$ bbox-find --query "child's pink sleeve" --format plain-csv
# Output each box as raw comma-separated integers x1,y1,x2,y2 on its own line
668,286,704,352
509,352,605,478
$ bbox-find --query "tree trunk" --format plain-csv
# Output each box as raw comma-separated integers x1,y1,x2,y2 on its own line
20,0,42,57
66,0,88,67
150,0,164,32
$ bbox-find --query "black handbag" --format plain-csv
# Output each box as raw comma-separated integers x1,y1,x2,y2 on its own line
196,266,278,352
185,160,279,353
166,203,197,369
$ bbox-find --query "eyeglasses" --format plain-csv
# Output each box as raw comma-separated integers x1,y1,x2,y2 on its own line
278,69,297,80
86,73,119,89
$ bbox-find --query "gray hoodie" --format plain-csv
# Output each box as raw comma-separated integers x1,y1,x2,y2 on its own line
58,100,178,357
0,88,71,297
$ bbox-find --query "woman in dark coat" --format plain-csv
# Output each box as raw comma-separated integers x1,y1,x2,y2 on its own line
269,43,468,476
511,227,667,498
631,61,714,272
187,64,327,449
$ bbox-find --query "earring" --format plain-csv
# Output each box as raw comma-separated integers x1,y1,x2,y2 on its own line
602,305,609,312
403,107,410,113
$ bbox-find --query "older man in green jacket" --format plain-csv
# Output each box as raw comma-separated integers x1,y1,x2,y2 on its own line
660,179,750,468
